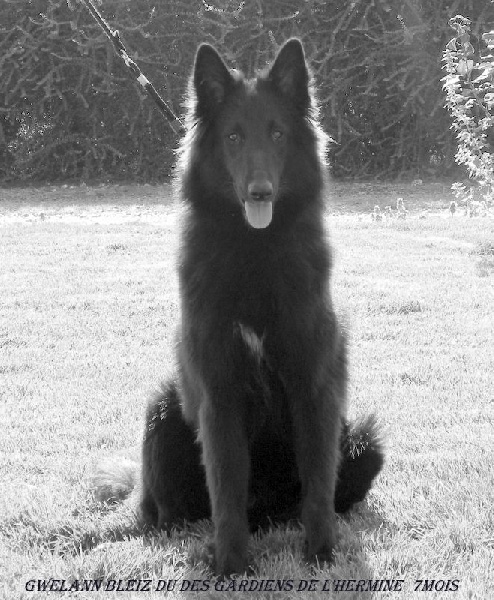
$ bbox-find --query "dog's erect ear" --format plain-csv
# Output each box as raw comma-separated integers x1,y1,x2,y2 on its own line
193,44,233,116
268,38,310,111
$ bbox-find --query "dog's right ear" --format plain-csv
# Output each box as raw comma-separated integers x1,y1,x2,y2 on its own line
193,44,233,117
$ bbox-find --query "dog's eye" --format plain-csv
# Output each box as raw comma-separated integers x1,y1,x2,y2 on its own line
227,132,241,143
272,129,284,142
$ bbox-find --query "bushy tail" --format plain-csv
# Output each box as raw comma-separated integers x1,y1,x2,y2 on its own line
335,414,384,513
92,458,139,503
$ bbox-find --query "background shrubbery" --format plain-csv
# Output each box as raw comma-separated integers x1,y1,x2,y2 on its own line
0,0,492,183
443,14,494,205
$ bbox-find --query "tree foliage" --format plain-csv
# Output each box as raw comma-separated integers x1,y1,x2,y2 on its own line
442,12,494,205
1,0,493,182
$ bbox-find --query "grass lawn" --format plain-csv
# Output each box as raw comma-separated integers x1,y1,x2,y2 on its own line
0,182,493,599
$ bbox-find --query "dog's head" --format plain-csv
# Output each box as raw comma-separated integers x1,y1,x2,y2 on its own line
187,39,320,229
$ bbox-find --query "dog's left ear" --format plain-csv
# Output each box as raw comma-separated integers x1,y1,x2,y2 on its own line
268,39,310,111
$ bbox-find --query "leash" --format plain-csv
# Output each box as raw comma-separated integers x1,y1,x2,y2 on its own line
76,0,185,135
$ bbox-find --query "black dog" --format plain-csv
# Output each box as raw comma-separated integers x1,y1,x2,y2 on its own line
97,39,383,577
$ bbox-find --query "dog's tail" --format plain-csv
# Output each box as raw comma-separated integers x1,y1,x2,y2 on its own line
335,414,384,513
92,458,139,503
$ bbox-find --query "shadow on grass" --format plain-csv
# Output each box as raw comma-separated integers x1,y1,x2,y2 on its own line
63,496,387,577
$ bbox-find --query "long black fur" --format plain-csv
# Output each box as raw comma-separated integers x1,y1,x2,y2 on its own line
96,39,384,577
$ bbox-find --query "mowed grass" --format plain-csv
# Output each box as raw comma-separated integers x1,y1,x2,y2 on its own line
0,183,493,599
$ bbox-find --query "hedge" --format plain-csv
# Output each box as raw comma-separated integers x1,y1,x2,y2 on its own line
0,0,492,182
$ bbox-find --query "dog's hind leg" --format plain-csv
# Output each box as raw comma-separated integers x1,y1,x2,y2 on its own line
141,379,211,528
336,415,384,513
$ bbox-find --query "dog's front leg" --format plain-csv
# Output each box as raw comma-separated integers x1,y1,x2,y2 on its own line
286,347,344,565
199,398,250,577
292,382,341,564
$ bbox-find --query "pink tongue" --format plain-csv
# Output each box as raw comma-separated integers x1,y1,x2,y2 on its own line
245,200,273,229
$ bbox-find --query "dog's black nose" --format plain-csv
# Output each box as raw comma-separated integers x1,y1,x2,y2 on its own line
248,180,273,201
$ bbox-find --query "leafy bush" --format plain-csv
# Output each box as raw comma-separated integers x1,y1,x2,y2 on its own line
442,12,494,206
